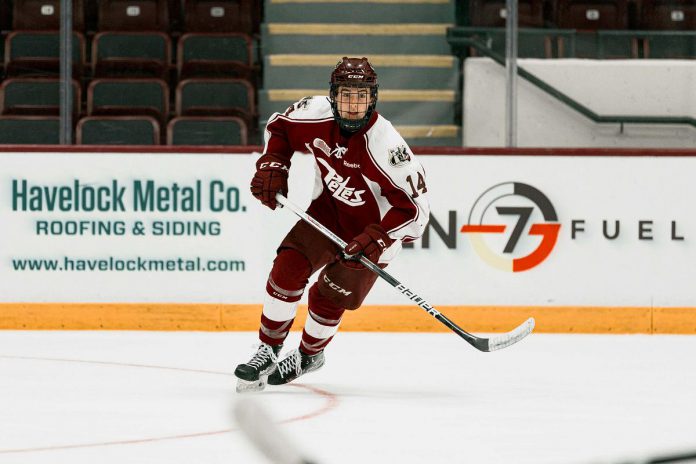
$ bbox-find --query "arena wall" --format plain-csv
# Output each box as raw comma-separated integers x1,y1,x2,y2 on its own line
1,146,694,333
464,58,696,148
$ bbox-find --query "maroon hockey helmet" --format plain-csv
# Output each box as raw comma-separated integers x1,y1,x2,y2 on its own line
329,57,379,132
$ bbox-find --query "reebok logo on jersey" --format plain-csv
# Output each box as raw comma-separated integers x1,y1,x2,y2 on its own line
316,158,366,206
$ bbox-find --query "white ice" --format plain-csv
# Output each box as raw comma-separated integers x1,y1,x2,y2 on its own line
1,331,695,464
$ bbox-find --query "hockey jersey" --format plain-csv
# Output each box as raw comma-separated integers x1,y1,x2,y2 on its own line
262,96,430,258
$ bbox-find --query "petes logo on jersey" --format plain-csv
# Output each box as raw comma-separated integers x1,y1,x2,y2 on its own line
316,158,366,206
331,145,347,159
312,138,331,157
388,146,411,167
310,138,347,159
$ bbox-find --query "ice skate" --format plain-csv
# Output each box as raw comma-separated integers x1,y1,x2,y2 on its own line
235,343,282,393
267,348,325,386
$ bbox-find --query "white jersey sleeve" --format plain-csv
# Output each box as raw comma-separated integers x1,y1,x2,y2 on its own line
361,115,430,243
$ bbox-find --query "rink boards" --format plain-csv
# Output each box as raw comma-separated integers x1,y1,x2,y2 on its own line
0,146,695,333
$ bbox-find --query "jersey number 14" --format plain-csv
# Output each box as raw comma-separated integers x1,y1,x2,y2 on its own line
406,172,427,198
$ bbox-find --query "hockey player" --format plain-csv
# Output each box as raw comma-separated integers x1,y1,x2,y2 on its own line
235,57,430,392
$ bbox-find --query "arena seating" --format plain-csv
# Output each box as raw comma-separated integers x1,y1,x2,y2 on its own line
469,0,546,27
0,77,81,116
0,0,259,144
0,0,694,146
96,0,169,31
455,0,696,60
175,78,254,126
556,0,630,29
177,33,254,81
87,78,169,126
641,0,695,30
12,0,85,30
167,116,248,145
182,0,254,34
0,0,12,32
4,30,85,77
76,115,160,144
0,115,60,143
92,31,171,80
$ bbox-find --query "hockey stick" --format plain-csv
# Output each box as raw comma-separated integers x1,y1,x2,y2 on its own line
276,194,535,352
234,398,319,464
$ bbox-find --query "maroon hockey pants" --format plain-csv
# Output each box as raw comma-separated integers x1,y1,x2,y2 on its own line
259,219,381,354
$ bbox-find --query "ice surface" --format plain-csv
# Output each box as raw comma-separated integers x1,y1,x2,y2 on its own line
0,331,695,464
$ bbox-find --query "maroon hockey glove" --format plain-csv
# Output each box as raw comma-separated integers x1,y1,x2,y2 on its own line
250,154,290,210
342,224,393,269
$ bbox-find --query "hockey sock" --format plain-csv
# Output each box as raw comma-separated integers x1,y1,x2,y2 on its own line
301,285,345,355
259,249,311,346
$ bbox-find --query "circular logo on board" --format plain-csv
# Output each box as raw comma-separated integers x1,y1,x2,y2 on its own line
461,182,561,272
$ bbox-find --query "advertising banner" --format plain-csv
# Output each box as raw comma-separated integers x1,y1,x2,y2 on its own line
1,152,694,309
382,155,695,308
0,152,302,303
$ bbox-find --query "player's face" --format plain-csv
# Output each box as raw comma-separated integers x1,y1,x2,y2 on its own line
336,86,371,121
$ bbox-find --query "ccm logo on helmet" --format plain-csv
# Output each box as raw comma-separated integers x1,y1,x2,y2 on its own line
348,74,363,79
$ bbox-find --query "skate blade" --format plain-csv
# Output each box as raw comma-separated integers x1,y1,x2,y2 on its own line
236,377,267,394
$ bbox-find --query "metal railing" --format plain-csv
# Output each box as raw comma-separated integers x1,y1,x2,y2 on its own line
447,27,696,130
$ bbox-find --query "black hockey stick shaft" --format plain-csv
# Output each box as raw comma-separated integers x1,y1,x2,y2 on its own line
275,194,535,352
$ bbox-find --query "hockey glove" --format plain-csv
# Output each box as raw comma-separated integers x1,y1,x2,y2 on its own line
250,154,290,210
342,224,393,269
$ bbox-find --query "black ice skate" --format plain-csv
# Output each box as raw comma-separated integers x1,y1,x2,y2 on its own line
267,349,325,386
235,343,282,393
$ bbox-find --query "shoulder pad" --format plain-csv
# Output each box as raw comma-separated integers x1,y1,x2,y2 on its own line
282,96,332,120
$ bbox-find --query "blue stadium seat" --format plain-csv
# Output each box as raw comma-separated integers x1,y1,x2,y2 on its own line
4,30,86,77
92,31,171,79
0,115,61,144
77,116,160,145
177,33,253,81
87,78,169,125
167,116,248,145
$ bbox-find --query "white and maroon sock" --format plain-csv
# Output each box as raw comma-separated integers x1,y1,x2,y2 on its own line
300,308,343,355
258,277,303,346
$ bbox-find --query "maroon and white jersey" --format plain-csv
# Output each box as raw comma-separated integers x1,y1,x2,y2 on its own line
263,96,430,261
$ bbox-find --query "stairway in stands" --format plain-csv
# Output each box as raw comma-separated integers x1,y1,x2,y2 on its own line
259,0,460,146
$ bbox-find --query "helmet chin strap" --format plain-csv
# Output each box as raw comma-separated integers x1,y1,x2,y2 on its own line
335,110,372,132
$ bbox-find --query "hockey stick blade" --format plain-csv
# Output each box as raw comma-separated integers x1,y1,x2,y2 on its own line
482,317,535,352
436,311,534,352
275,194,536,352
